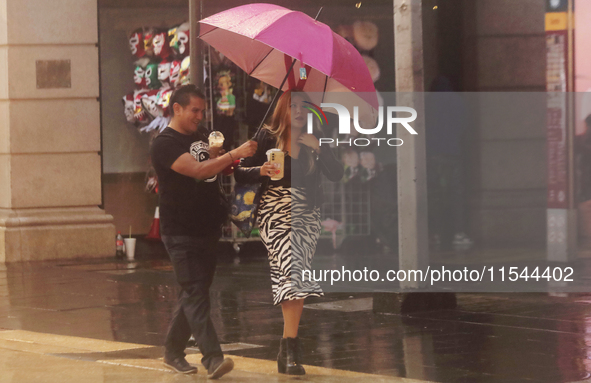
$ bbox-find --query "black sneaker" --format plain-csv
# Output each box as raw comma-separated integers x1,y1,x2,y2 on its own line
207,358,234,379
163,356,198,374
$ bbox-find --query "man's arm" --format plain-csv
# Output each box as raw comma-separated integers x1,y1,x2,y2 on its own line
171,141,257,180
171,152,233,180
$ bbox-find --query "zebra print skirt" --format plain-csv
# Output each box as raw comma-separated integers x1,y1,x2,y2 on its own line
258,186,324,305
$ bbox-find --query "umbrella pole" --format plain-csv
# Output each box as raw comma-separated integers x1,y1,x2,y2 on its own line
254,58,297,136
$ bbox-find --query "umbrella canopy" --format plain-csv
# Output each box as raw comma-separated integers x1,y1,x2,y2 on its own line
198,3,379,117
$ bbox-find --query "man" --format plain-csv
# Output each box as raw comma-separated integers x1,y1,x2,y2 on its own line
150,84,257,378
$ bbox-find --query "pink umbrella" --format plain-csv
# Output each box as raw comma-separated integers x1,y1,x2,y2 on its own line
198,3,378,121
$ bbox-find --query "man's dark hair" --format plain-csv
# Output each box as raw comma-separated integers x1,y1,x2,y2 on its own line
169,84,205,116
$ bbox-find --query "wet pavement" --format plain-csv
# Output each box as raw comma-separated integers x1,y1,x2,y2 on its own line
2,245,591,382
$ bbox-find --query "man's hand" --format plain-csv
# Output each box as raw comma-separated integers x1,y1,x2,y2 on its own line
233,140,258,158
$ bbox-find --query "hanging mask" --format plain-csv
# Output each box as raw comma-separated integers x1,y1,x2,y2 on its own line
143,28,156,57
169,22,190,57
141,89,162,119
157,87,174,116
145,61,161,89
167,26,178,54
133,58,150,89
134,89,149,122
152,29,171,59
129,28,145,58
179,56,191,85
158,60,171,83
169,60,181,88
177,30,189,56
122,93,136,123
134,65,146,88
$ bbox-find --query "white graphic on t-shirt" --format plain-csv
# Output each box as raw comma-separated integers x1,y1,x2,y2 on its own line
190,141,217,182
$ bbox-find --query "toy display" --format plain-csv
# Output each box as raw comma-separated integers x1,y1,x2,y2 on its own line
215,70,236,117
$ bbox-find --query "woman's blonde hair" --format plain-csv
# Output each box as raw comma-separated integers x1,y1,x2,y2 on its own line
265,89,321,175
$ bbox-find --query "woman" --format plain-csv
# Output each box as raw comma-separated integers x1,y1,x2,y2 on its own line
235,90,343,375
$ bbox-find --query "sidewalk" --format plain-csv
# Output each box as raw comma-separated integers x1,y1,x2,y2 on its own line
1,248,591,382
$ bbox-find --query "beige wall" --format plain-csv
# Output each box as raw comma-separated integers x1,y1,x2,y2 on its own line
0,0,114,262
103,173,158,235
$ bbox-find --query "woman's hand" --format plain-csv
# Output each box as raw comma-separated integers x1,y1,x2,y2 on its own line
297,134,320,153
260,162,279,177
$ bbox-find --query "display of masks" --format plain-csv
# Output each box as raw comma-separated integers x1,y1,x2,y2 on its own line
124,22,196,128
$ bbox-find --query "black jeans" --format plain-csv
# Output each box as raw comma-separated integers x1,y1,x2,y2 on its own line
162,235,223,369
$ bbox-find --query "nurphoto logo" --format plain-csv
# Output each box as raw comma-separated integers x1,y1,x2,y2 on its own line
308,103,418,147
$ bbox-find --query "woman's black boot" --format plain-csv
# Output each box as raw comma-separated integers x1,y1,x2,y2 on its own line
277,337,305,375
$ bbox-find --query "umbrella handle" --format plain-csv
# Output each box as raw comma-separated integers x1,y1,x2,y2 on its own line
254,58,297,136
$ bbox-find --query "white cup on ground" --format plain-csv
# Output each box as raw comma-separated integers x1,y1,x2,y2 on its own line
123,238,136,260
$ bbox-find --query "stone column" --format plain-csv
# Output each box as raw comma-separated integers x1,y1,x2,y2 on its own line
0,0,114,262
374,0,433,314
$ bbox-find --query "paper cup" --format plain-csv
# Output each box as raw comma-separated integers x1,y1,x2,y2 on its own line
266,149,284,180
208,131,225,148
124,238,136,260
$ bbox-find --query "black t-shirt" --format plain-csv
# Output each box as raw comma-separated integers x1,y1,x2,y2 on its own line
150,126,226,237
